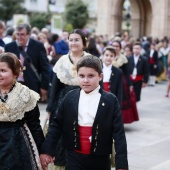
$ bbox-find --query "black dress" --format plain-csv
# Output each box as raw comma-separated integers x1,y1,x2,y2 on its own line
0,107,44,170
113,54,139,123
0,83,44,170
47,75,79,166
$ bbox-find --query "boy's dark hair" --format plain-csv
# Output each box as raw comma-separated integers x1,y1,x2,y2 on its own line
76,55,102,75
103,45,116,56
133,41,142,47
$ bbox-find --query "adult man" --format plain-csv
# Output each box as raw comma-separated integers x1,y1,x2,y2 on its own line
5,23,50,102
128,42,149,102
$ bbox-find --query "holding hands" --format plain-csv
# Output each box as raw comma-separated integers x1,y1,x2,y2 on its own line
40,154,54,170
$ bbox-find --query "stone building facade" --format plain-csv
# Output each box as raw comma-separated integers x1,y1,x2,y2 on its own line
96,0,170,38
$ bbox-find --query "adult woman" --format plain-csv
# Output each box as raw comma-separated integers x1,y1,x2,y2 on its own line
0,52,44,169
46,29,89,169
112,40,139,123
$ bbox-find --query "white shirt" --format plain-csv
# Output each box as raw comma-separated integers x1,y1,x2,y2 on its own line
78,86,101,126
133,55,140,66
150,49,154,58
3,36,12,44
132,55,139,79
102,63,112,82
160,47,169,56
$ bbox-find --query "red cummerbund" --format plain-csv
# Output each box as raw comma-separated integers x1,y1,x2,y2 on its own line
75,126,92,154
103,82,110,92
149,58,156,64
130,75,143,81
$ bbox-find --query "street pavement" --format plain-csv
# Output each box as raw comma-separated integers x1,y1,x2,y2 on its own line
124,81,170,170
39,80,170,170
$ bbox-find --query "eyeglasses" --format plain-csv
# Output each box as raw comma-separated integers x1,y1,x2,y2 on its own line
16,33,28,37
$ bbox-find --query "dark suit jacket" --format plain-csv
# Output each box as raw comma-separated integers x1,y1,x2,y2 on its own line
5,38,50,93
41,88,128,169
128,55,149,83
147,50,158,75
54,40,69,55
102,66,123,105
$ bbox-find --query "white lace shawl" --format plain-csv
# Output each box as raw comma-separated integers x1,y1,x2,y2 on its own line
0,82,40,122
53,52,90,85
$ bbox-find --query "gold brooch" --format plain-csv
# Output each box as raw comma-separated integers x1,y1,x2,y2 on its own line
0,102,9,114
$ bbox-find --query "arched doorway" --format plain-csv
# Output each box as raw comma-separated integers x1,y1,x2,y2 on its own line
111,0,152,38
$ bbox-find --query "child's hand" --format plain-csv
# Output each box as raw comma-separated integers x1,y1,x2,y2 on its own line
40,154,54,170
129,85,133,92
142,82,147,87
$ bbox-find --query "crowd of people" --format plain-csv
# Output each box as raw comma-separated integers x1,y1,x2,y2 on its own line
0,21,170,170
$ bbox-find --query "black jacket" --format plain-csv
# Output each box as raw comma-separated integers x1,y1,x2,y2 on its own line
102,65,123,105
128,55,149,83
5,39,50,93
41,88,128,169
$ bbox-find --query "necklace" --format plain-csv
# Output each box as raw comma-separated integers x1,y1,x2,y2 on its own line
2,91,7,95
69,52,84,65
0,84,15,103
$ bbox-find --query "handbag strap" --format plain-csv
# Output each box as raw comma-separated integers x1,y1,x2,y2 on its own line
18,46,41,82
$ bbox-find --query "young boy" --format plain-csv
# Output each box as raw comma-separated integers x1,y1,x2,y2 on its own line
102,45,123,105
128,42,149,101
40,55,128,170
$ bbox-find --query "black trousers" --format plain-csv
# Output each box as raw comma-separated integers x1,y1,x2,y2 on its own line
65,150,111,170
132,80,142,102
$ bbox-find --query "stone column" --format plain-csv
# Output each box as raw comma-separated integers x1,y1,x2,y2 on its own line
150,0,168,38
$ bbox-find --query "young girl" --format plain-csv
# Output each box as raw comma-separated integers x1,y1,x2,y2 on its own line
112,40,139,123
102,45,123,105
0,52,44,169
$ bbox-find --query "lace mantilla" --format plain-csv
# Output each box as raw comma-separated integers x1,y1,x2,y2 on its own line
0,82,40,122
53,52,90,85
112,53,128,68
23,124,43,170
